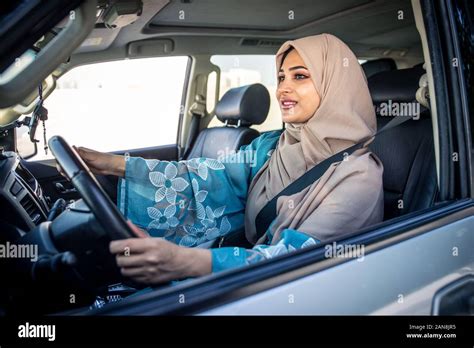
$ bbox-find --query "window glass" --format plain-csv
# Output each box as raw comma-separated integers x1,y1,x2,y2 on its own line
206,71,217,113
209,55,282,132
23,56,189,160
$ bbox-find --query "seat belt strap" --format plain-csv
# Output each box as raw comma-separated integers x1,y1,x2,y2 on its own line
254,116,413,240
181,112,200,159
181,94,206,160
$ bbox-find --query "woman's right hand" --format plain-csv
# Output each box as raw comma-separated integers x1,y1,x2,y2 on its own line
56,146,126,178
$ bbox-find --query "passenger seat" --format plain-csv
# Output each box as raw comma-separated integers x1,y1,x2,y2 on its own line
184,83,270,159
362,58,397,79
368,66,438,220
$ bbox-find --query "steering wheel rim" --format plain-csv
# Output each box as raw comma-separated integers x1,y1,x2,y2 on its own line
49,135,142,240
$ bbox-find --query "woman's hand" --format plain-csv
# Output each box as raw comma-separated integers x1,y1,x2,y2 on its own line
56,146,126,177
109,225,212,284
75,146,125,177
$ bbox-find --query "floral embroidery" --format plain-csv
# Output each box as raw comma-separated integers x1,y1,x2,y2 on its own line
179,226,207,246
149,163,189,204
147,205,179,230
301,237,318,249
201,206,230,240
177,205,230,247
145,159,160,171
145,159,231,244
179,213,230,247
188,179,208,219
187,158,225,180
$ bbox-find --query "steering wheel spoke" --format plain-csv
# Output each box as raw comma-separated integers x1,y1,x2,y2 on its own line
49,136,139,240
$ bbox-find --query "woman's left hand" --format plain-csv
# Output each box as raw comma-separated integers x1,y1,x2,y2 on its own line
110,230,212,285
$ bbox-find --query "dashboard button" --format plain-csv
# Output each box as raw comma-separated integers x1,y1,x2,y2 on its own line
10,180,23,196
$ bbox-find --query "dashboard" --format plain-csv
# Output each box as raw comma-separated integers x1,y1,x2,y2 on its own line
0,150,120,314
0,151,49,231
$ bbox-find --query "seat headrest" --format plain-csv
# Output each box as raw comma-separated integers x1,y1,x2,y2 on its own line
368,66,425,104
362,58,397,79
215,83,270,126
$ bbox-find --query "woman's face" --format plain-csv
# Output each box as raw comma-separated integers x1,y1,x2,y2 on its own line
277,49,321,123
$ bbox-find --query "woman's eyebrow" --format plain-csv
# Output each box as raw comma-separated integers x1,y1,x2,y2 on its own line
289,65,308,71
279,65,308,72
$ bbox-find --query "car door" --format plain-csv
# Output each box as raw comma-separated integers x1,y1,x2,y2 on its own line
20,56,192,204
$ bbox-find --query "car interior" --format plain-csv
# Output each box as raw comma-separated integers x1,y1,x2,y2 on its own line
0,0,464,315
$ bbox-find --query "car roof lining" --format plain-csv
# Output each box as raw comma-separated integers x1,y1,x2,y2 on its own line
61,0,423,72
148,0,375,31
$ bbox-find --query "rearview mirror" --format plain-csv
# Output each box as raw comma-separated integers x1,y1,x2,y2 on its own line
16,126,38,160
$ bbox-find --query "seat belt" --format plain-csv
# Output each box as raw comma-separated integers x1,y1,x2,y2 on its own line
181,112,200,159
254,115,413,240
181,94,206,160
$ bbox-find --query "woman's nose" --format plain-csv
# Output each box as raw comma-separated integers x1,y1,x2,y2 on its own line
277,80,293,95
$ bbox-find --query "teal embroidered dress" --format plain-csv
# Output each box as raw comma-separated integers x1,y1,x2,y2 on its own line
118,130,320,273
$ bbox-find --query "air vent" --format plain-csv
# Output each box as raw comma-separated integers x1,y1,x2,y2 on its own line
241,38,287,47
20,195,43,225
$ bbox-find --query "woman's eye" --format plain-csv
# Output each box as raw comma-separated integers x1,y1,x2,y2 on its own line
278,75,285,83
295,74,308,80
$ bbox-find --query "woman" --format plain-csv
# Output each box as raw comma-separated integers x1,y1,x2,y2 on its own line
76,34,384,285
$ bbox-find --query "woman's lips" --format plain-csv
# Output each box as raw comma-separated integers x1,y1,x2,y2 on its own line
280,100,298,110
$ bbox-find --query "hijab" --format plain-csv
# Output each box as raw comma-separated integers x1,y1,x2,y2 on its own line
244,33,384,244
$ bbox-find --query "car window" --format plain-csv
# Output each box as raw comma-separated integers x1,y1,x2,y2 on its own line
208,55,282,132
23,56,189,160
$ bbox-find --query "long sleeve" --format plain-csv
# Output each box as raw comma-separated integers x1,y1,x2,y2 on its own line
211,229,320,272
117,131,281,247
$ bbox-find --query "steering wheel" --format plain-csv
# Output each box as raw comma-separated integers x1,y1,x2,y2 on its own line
49,135,142,240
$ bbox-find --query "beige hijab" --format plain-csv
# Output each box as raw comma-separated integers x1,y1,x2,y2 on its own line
245,34,384,245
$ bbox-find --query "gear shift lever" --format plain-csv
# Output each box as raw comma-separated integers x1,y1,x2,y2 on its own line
47,198,67,221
